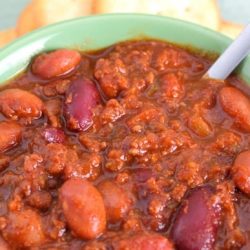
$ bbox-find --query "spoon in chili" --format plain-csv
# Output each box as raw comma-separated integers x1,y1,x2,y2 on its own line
206,23,250,80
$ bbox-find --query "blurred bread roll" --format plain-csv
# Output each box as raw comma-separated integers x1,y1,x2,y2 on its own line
94,0,138,13
94,0,220,30
17,0,93,36
159,0,220,30
0,0,245,48
0,28,16,47
16,3,37,36
219,21,243,38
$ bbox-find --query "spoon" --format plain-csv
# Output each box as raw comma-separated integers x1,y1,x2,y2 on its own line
206,23,250,80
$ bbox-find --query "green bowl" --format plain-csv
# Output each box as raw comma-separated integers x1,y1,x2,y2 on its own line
0,14,249,84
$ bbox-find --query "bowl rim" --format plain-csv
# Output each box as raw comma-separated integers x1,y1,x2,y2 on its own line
1,13,233,54
2,13,248,84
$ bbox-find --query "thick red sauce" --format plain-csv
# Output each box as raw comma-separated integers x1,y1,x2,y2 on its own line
0,40,250,249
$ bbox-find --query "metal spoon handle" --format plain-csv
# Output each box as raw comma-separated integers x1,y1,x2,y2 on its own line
206,23,250,80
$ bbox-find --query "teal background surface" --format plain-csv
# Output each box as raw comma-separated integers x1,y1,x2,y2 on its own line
0,0,249,29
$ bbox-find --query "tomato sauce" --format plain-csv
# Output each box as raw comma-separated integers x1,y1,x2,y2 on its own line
0,40,250,249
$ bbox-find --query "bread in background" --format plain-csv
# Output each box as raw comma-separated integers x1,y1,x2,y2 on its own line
17,0,93,36
94,0,138,13
0,28,16,47
94,0,220,30
219,21,243,38
16,3,37,36
0,0,246,47
159,0,220,30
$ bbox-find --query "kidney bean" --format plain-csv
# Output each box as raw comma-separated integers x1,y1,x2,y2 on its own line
98,181,131,223
170,186,220,250
32,49,81,79
43,127,65,143
219,87,250,132
0,121,22,153
2,209,45,248
0,89,43,120
59,178,106,239
232,150,250,194
64,78,100,131
113,233,173,250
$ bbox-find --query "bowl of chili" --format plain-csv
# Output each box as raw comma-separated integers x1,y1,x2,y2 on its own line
0,14,250,249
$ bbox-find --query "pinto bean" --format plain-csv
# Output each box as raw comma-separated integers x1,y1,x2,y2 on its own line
232,150,250,194
188,115,213,137
32,49,81,79
219,87,250,132
64,78,100,131
98,181,131,223
2,210,45,248
0,89,43,120
170,186,220,250
59,178,106,239
0,121,22,153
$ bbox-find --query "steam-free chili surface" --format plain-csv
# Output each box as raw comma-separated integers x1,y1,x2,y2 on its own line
1,40,250,250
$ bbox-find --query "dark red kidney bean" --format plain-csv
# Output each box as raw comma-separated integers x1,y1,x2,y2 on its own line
170,186,220,250
232,150,250,194
0,89,43,120
219,87,250,132
59,178,106,240
0,121,22,153
32,49,81,79
97,181,131,223
113,233,173,250
2,209,45,248
64,78,100,131
43,127,65,143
